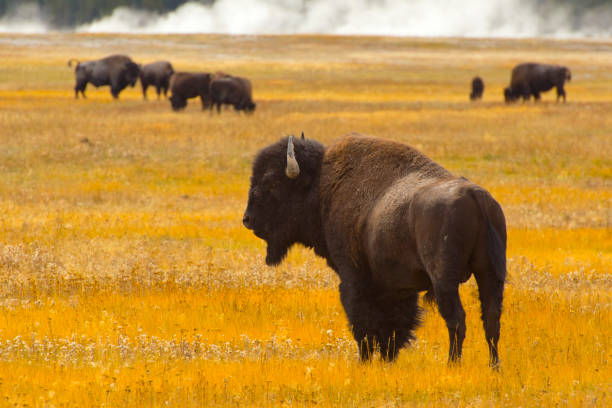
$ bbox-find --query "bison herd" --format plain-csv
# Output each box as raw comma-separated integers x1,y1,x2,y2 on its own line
67,54,255,113
69,54,572,110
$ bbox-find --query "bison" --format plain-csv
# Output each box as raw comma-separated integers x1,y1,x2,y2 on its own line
504,63,571,103
139,61,174,100
68,54,140,99
243,133,507,367
168,72,212,111
470,76,484,101
209,75,256,114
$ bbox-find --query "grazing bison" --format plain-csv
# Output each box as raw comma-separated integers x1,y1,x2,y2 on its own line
504,63,571,103
139,61,174,100
243,133,507,367
210,75,256,114
67,55,140,99
470,76,484,101
168,72,212,111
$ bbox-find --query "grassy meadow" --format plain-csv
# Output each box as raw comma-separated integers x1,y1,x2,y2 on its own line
0,33,610,406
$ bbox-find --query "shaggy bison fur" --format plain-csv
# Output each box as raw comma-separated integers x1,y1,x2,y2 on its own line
504,63,571,103
243,133,507,367
68,54,140,99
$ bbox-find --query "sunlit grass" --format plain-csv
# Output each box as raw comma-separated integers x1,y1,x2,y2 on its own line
0,33,610,406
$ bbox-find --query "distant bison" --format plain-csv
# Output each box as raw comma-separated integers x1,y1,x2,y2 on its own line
504,63,571,103
168,72,212,111
139,61,174,100
470,76,484,101
243,133,507,367
68,54,140,99
210,75,256,114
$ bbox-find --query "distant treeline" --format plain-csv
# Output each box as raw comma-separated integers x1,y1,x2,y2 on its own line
0,0,610,29
0,0,210,27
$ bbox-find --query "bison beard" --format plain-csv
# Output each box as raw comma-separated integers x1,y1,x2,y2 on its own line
244,133,506,367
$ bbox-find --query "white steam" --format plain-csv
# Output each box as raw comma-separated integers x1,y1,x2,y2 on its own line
0,3,48,33
2,0,612,38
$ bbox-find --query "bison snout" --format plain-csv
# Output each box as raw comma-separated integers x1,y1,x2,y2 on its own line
242,214,252,229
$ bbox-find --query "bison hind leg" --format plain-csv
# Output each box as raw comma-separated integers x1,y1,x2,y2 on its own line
474,268,504,369
433,284,467,364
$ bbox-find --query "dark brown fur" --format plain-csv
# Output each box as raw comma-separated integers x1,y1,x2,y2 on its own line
168,72,212,111
244,133,507,366
209,75,256,113
470,76,484,101
504,63,571,103
68,54,140,99
139,61,174,100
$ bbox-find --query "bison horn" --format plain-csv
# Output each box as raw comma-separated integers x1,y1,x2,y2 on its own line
285,135,300,179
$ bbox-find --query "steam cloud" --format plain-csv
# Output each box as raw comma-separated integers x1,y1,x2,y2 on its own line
2,0,611,38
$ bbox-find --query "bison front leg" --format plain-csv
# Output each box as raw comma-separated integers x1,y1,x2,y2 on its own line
141,81,149,100
434,284,466,364
556,86,566,103
339,281,375,361
110,86,121,99
339,281,420,362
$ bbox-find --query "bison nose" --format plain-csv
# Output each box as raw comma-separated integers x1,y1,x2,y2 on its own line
242,214,252,229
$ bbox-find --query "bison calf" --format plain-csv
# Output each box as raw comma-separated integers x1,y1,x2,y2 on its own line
470,76,484,101
68,54,140,99
244,133,507,367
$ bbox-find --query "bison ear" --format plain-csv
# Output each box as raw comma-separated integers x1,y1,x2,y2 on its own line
301,132,305,140
285,135,300,179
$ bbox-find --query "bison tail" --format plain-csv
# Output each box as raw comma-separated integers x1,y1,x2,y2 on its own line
566,69,572,82
471,190,507,283
67,59,80,68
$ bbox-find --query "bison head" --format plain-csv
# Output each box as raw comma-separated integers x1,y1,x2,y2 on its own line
169,95,187,111
244,101,256,114
243,134,324,265
503,87,518,103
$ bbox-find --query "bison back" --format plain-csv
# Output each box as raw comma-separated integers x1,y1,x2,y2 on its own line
170,72,211,99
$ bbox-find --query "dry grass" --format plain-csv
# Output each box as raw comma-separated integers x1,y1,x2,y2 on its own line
0,33,610,407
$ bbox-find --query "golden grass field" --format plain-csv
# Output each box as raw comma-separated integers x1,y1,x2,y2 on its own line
0,33,610,406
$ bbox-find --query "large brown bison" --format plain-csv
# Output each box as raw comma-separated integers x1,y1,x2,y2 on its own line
168,72,212,111
139,61,174,100
67,55,140,99
504,63,571,103
209,75,255,114
243,133,507,367
470,76,484,101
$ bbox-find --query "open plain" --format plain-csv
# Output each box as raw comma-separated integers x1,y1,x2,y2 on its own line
0,33,610,406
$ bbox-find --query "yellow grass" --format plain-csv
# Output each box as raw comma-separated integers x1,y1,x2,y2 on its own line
0,33,610,406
